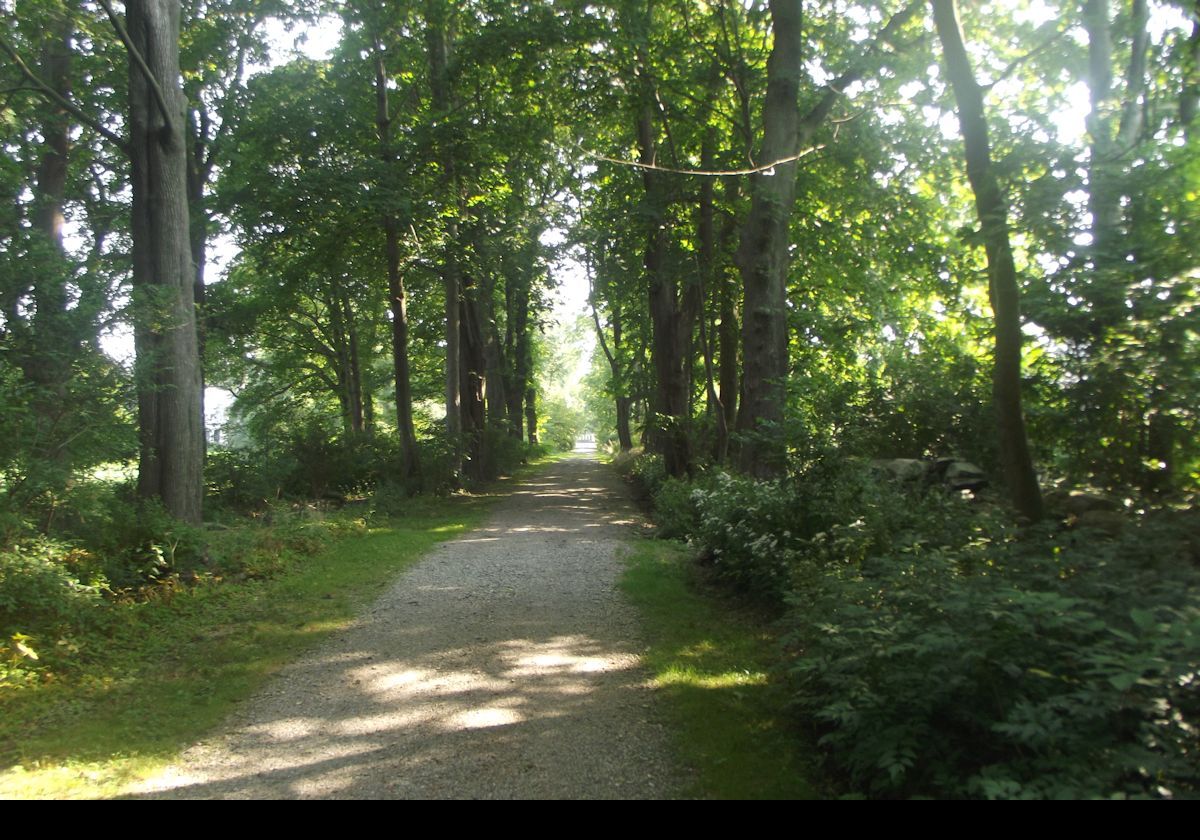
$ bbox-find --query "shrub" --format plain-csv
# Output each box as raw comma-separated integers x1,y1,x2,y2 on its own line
651,476,705,540
0,538,105,636
628,452,667,502
86,497,208,589
0,537,108,682
681,459,977,604
784,521,1200,799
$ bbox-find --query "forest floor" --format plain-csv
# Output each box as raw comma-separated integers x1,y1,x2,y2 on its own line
134,454,691,799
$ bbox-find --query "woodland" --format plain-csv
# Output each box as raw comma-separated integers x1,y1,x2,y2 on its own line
1,0,1199,799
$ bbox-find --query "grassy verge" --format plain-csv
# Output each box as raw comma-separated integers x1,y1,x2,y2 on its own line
620,538,822,799
0,492,500,800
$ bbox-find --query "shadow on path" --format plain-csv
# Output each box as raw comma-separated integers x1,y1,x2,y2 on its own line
138,455,685,799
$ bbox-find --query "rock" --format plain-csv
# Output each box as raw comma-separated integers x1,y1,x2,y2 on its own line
871,457,988,493
1073,508,1125,537
1044,488,1121,517
932,458,988,492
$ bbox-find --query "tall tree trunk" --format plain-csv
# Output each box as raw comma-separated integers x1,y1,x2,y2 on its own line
373,38,421,483
698,112,730,463
460,274,488,480
1083,0,1149,320
636,100,692,477
933,0,1043,522
525,383,538,445
718,177,741,444
128,0,203,524
481,272,509,430
509,262,534,441
734,0,802,478
186,106,209,453
504,278,524,440
426,0,462,451
346,295,366,434
26,15,74,468
590,270,635,452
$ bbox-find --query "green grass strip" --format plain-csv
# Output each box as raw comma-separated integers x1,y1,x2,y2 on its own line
0,493,496,800
621,538,822,799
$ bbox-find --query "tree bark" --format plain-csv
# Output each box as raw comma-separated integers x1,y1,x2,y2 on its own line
28,17,73,400
425,0,462,451
459,273,489,480
932,0,1043,521
127,0,204,524
697,112,730,463
734,0,802,478
633,75,693,476
373,38,422,484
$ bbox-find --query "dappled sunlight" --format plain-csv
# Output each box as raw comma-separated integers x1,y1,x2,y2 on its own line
139,629,650,797
656,667,768,690
448,706,526,730
136,457,678,799
243,717,324,743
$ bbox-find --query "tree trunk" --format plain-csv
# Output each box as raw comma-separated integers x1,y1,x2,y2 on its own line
636,101,691,477
481,272,509,430
128,0,204,524
590,270,634,452
346,295,366,433
718,178,740,446
932,0,1043,522
698,113,730,463
1083,0,1149,320
25,17,74,462
374,39,421,484
426,0,462,450
509,266,534,441
525,384,538,445
460,275,489,480
734,0,802,478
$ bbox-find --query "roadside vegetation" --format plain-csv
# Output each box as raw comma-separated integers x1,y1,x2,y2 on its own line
617,449,1200,800
0,439,561,800
621,537,821,799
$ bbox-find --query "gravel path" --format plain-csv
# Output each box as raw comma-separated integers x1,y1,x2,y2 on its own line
137,453,689,799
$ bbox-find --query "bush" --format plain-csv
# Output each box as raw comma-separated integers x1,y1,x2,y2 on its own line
86,497,208,589
784,520,1200,799
0,538,105,636
206,515,348,581
651,476,705,540
681,459,976,605
0,537,108,681
625,451,1200,798
206,448,291,511
628,452,667,502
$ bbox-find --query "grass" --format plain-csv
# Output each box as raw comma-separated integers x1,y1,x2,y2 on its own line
0,492,498,799
620,538,823,799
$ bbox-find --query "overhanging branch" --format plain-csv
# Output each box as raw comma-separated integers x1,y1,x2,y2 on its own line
96,0,174,128
0,31,127,150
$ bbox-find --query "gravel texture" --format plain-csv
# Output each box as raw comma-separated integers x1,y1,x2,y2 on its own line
137,453,689,799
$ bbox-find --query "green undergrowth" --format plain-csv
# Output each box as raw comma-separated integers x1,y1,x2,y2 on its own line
0,491,500,800
621,538,822,800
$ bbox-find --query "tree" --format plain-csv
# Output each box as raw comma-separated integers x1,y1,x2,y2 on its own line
733,0,802,478
932,0,1043,521
123,0,204,523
